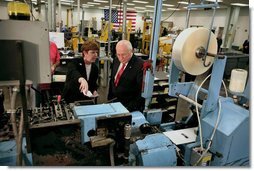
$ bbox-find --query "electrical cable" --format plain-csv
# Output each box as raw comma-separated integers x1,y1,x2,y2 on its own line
161,3,181,22
222,80,228,97
195,74,211,151
23,0,38,21
194,97,222,166
194,74,227,153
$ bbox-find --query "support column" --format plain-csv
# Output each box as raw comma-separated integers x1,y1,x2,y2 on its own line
122,0,127,40
223,6,240,51
142,0,163,109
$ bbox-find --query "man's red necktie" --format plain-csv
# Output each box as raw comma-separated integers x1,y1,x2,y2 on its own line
114,63,126,87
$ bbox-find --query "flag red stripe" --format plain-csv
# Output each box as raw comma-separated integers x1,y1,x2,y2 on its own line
116,22,136,24
118,14,137,16
106,9,137,32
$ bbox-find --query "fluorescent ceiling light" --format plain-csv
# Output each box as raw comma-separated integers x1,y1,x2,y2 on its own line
146,5,154,8
231,3,248,7
112,4,121,7
178,1,189,4
127,3,135,6
133,1,148,4
61,2,75,6
98,7,108,9
184,7,197,10
206,0,223,2
32,0,45,3
61,0,74,3
82,4,94,7
163,4,174,7
168,8,180,10
135,7,146,9
87,2,100,5
144,10,154,12
94,0,108,3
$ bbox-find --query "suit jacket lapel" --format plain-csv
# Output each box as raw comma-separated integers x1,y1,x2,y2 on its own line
80,59,88,80
121,55,135,78
113,60,121,77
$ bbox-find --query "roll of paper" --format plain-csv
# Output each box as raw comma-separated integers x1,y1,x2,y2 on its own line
172,27,217,75
229,69,248,93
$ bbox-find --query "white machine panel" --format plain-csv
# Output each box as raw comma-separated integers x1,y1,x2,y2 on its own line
163,127,197,145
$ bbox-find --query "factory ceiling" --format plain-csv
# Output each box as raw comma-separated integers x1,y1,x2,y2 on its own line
62,0,249,11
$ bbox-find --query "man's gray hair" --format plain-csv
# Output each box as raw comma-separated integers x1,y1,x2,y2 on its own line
116,40,133,51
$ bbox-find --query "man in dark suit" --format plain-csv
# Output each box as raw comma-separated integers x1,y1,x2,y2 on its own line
108,40,145,112
63,40,99,103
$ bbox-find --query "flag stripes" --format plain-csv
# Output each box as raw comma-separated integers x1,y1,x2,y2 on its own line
104,9,137,32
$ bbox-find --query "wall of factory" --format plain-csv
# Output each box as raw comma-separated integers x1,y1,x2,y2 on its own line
0,3,249,46
161,7,249,47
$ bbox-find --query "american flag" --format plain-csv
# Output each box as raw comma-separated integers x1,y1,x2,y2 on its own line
104,9,137,32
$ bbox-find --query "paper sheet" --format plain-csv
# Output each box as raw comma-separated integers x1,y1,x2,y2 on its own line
163,127,197,145
83,90,99,98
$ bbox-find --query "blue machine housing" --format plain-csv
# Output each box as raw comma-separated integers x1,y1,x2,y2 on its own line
201,97,249,166
131,111,149,132
73,102,129,143
168,53,250,166
130,133,177,166
0,138,32,166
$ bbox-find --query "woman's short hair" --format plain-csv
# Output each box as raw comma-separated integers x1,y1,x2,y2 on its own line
81,40,99,52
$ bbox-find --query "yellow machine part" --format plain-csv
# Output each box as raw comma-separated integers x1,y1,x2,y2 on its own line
72,37,78,52
100,22,113,42
7,1,30,20
141,20,152,55
159,43,172,55
70,26,79,51
127,20,132,41
159,36,173,55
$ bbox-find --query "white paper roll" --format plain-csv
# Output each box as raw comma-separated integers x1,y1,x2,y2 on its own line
229,69,248,93
172,27,217,75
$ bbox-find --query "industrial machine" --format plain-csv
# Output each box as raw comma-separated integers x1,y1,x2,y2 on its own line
7,1,30,20
141,17,152,55
139,0,249,166
99,19,113,42
0,0,249,167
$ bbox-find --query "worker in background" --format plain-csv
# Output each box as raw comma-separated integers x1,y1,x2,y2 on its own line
161,27,168,37
108,40,145,112
137,27,141,37
216,35,223,53
50,41,60,74
242,38,249,54
62,40,99,103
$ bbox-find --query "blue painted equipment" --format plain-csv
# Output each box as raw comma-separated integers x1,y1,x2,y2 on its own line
130,133,177,166
73,102,129,144
168,48,249,166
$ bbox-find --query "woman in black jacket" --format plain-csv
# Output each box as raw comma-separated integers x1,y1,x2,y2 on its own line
63,40,99,103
